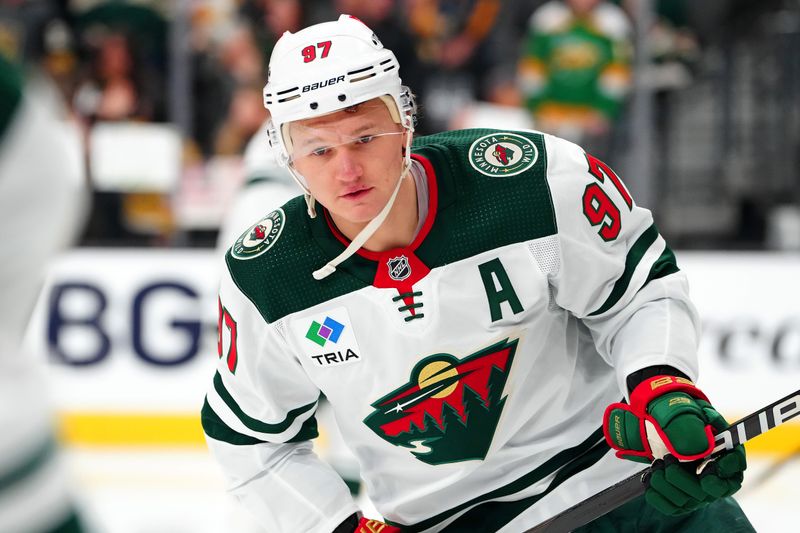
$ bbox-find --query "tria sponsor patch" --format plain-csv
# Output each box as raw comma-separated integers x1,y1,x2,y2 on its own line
292,307,362,367
310,348,359,366
305,316,345,347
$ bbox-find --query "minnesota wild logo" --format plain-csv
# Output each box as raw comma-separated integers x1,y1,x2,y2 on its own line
468,132,538,177
363,338,518,465
231,208,285,260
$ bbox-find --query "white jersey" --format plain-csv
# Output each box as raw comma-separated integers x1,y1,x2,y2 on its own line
203,128,700,532
0,57,87,532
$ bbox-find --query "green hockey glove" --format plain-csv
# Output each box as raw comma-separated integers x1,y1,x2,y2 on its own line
603,375,747,515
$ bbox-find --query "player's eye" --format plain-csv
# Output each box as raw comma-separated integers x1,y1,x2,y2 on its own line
354,135,374,145
310,146,331,157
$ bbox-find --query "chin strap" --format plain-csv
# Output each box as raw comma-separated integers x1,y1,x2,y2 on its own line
312,133,414,281
304,192,317,218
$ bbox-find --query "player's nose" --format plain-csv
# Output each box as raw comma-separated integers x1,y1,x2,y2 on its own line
334,149,363,181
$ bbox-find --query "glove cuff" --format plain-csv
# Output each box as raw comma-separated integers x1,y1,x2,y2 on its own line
629,375,709,416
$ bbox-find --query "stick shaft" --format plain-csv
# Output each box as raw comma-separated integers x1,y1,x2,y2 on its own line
527,388,800,532
713,389,800,453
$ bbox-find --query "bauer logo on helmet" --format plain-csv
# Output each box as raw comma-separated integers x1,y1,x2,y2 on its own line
302,75,345,93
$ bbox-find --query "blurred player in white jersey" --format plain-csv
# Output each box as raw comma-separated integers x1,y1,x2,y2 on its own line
203,15,753,533
0,54,88,532
215,119,296,252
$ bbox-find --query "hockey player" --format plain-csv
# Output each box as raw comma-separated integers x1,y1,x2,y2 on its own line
0,54,87,531
202,15,753,532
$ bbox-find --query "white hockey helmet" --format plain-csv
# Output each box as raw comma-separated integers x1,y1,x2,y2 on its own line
263,14,415,167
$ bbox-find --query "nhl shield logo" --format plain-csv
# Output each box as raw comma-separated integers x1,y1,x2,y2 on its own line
387,255,411,281
468,132,538,177
231,208,285,260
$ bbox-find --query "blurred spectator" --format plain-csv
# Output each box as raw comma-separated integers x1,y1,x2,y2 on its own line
518,0,632,158
0,0,80,109
66,3,176,247
38,16,80,109
242,0,306,66
406,0,500,68
334,0,424,106
187,2,228,158
403,0,503,132
173,2,306,248
213,83,267,156
71,0,169,125
620,0,701,217
72,27,172,247
642,0,701,83
192,1,308,158
218,20,264,87
212,21,267,156
72,31,164,124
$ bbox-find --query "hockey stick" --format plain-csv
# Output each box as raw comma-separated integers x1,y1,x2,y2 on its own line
527,387,800,532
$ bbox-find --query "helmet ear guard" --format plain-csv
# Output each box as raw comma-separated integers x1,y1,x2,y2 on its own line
265,119,289,167
396,86,418,130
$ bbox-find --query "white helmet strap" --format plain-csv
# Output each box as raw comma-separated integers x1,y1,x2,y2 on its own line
284,165,317,218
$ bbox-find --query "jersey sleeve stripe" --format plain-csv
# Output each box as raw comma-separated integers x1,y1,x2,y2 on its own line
201,398,268,445
205,383,319,443
286,416,320,443
643,243,680,285
588,223,661,317
212,371,318,434
0,435,55,492
202,397,320,446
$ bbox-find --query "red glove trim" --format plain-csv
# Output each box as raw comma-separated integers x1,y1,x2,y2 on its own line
629,375,709,415
603,401,655,461
355,517,401,533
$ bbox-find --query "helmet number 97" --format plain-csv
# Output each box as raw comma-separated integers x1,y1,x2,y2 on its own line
302,41,333,63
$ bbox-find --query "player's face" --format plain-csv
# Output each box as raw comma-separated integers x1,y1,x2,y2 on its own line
288,99,406,224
